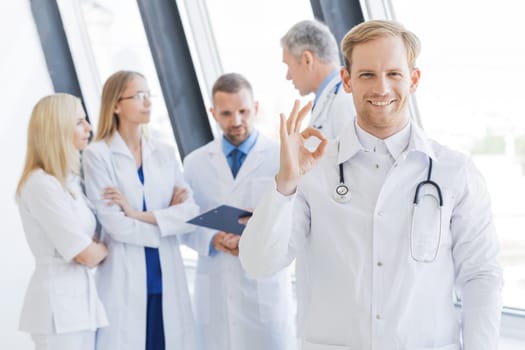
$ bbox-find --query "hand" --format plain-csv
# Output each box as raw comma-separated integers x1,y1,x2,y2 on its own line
238,208,253,225
276,100,328,195
102,187,137,217
170,187,189,206
212,232,240,256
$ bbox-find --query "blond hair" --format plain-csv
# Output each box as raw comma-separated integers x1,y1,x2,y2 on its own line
16,93,82,197
95,70,145,141
341,20,421,72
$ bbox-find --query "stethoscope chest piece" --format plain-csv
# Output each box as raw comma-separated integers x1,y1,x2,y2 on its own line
334,183,351,203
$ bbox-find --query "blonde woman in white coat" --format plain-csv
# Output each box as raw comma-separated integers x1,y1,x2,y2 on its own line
83,71,198,350
16,93,108,350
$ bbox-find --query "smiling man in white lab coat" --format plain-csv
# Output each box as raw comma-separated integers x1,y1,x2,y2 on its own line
282,20,356,139
240,20,503,350
183,73,296,350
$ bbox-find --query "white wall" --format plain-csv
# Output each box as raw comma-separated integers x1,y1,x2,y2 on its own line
0,1,54,349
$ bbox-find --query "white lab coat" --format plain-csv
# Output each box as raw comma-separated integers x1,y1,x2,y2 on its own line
82,132,199,350
182,134,296,350
310,73,355,139
240,123,503,350
18,169,108,335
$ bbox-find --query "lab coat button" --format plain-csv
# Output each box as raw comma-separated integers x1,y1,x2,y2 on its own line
377,211,384,217
377,261,383,267
376,314,381,320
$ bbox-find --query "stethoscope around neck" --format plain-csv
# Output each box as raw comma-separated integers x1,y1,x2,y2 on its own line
333,156,444,263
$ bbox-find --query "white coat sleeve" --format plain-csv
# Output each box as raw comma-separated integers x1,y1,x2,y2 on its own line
451,159,503,350
152,164,199,238
179,227,216,256
82,146,161,247
21,174,92,262
239,181,308,277
178,155,217,256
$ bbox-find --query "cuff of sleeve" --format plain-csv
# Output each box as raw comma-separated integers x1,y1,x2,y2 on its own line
154,207,195,237
272,185,297,203
62,236,93,263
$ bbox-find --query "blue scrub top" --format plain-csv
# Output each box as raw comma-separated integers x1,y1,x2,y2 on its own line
138,165,162,294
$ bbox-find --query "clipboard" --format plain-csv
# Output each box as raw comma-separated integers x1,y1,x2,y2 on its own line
186,205,253,235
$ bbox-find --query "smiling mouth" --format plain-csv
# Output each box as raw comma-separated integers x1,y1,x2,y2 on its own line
369,100,394,106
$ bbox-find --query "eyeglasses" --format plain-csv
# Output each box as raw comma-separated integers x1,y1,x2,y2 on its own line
118,91,152,103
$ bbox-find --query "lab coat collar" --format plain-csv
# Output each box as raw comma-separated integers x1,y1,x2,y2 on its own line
336,122,365,164
408,122,437,161
337,120,436,164
108,131,155,160
208,130,273,182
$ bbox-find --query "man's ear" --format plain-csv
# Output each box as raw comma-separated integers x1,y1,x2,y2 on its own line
341,67,352,93
253,101,259,115
410,68,421,93
303,50,314,68
210,106,218,121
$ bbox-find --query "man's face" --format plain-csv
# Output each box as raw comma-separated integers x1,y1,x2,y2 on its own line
341,36,420,138
282,47,313,96
211,88,258,146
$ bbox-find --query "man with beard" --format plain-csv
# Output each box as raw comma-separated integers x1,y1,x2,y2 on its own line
183,73,296,350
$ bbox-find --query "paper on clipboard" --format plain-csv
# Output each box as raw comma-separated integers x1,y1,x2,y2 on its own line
186,205,253,235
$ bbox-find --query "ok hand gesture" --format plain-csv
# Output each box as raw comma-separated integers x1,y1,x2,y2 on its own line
276,100,328,195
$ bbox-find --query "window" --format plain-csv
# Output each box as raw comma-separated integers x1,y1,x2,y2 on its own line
204,0,314,140
70,0,178,151
391,0,525,310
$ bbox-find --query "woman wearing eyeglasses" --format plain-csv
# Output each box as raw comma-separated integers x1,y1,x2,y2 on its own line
16,94,108,350
83,71,198,350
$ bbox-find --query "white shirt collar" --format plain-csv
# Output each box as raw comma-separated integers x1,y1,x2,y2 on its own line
354,120,411,160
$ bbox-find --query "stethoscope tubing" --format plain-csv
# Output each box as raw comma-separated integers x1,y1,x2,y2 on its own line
335,155,443,263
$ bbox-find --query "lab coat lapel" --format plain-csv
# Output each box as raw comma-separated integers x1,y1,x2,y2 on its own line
107,132,143,208
208,138,235,186
108,131,134,159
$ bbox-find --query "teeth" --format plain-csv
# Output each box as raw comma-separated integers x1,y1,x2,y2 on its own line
371,101,391,106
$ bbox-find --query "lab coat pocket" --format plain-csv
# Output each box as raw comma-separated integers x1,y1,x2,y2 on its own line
301,339,350,350
257,276,282,325
194,274,210,325
409,185,448,262
50,265,90,332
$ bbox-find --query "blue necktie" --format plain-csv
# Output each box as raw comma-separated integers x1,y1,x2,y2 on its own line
229,148,243,178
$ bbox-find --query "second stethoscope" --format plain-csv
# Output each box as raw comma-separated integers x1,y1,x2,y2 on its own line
311,81,342,130
333,156,444,263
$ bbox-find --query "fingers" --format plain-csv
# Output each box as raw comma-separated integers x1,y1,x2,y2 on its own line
238,216,251,225
238,208,253,225
301,127,328,160
212,232,240,256
222,234,240,250
279,113,287,144
286,100,300,134
171,187,189,205
312,136,328,159
294,101,313,133
102,187,123,206
282,100,313,135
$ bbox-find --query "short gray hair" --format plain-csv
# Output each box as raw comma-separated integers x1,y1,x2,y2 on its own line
281,20,339,64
